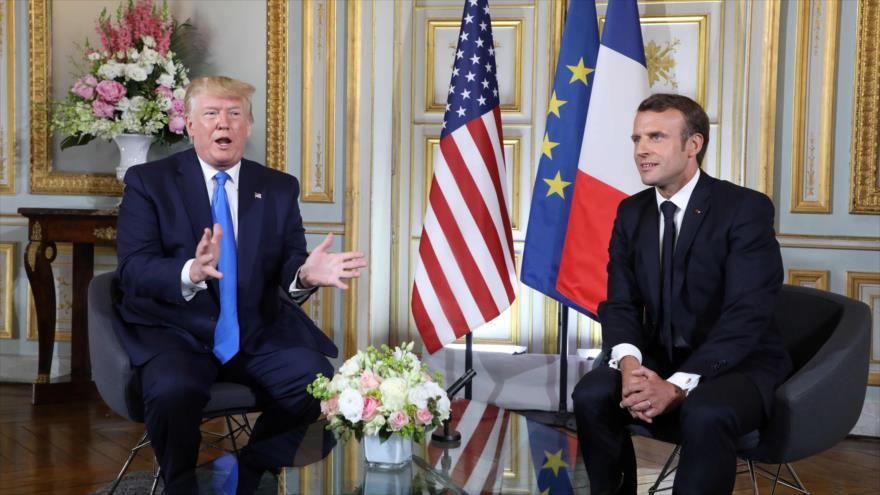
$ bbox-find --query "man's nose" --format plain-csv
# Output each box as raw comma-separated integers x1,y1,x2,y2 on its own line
216,112,230,129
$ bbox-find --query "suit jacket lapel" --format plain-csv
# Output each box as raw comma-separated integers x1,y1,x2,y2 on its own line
176,149,214,246
236,160,264,291
672,172,714,296
638,195,661,325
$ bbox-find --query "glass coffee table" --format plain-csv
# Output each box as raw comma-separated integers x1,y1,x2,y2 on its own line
204,400,585,494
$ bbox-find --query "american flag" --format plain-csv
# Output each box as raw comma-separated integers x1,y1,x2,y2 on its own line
412,0,517,354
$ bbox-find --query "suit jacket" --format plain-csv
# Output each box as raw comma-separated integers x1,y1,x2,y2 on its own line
598,173,791,412
115,148,337,366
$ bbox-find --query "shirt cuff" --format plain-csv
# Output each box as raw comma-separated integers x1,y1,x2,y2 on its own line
667,372,700,394
288,267,317,304
181,259,207,301
608,343,642,369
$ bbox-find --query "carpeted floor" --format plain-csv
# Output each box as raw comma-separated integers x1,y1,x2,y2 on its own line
89,470,278,495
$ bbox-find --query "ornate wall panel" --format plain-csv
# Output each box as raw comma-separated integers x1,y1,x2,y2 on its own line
26,244,115,340
790,0,838,213
301,286,334,339
0,243,13,338
266,0,288,172
846,271,880,385
787,268,830,290
850,0,880,214
1,0,14,194
300,0,336,202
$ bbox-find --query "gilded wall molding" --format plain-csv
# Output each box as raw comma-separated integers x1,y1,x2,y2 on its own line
301,0,336,202
0,243,14,339
758,0,781,199
777,232,880,251
28,0,121,195
1,0,15,194
343,0,362,361
850,0,880,214
265,0,288,172
790,0,838,213
846,271,880,386
787,268,830,290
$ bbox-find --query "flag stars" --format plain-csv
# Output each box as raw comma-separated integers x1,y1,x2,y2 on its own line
542,449,569,477
469,0,478,6
475,37,485,48
460,32,469,42
479,21,487,31
478,95,487,106
445,102,451,111
464,14,474,24
456,49,464,60
488,46,495,56
449,85,456,94
542,132,560,159
456,106,467,117
485,63,493,73
566,57,594,86
543,171,572,199
483,5,490,14
481,78,490,89
493,88,498,97
442,120,447,129
461,89,471,99
470,53,481,65
452,67,460,77
547,91,567,118
465,71,476,82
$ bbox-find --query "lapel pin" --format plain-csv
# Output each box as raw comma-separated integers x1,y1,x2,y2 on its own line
255,192,262,199
694,208,702,215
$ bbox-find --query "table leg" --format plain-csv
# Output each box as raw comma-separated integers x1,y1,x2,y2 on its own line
23,241,57,386
70,243,94,384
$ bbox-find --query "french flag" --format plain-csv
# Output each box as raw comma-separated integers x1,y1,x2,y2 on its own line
555,0,649,315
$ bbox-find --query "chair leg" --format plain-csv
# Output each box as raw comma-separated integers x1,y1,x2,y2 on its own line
748,461,810,495
108,430,150,494
648,445,680,494
747,460,760,494
149,458,162,495
225,415,241,455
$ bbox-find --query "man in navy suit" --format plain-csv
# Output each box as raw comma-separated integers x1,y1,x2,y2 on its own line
115,76,366,493
572,94,791,494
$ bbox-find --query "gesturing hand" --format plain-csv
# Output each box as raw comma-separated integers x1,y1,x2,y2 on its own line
619,366,685,423
189,224,224,284
299,233,367,290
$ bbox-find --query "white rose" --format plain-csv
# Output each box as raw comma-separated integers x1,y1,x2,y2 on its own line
97,61,123,79
363,415,386,436
328,374,347,394
379,377,408,411
436,394,451,420
164,59,177,75
339,356,360,376
141,47,160,65
407,384,431,409
116,97,131,112
173,88,186,100
338,389,364,423
127,48,139,61
423,381,445,398
157,72,175,88
124,64,148,81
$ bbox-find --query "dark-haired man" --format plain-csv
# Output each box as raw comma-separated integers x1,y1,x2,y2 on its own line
572,94,791,494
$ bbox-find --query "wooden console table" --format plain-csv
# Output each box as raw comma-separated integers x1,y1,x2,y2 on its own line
18,208,118,405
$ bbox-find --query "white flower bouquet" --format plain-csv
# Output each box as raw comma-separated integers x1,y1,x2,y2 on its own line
50,0,191,149
307,342,451,443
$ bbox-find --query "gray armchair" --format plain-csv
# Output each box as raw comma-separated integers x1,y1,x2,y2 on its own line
624,284,872,494
88,272,263,494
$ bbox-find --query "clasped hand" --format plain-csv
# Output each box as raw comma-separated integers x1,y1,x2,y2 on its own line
619,360,685,423
189,228,367,290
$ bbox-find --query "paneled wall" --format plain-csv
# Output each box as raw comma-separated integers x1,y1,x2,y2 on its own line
0,0,877,438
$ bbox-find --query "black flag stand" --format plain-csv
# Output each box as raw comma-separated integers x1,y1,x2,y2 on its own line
431,334,477,446
555,302,573,427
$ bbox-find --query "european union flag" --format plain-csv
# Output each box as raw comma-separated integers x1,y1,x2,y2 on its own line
526,418,579,495
521,0,599,317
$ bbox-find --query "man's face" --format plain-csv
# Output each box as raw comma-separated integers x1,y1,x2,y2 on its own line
631,109,702,198
186,93,252,169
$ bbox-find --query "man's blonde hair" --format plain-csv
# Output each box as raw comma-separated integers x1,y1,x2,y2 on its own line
184,76,255,122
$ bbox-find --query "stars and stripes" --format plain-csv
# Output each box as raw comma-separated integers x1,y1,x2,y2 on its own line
413,0,516,354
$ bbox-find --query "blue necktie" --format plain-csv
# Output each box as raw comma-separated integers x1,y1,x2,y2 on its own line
212,171,239,363
660,200,678,360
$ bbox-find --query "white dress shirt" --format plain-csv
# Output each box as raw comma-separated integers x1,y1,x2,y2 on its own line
609,170,702,394
179,156,312,302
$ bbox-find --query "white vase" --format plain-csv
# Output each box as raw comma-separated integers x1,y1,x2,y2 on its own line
363,434,412,469
113,133,153,182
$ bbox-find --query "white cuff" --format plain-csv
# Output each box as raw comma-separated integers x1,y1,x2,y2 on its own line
667,372,700,394
181,259,207,301
288,267,317,303
608,343,642,369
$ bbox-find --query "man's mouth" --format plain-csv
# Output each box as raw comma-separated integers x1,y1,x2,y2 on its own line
640,161,658,171
214,137,232,148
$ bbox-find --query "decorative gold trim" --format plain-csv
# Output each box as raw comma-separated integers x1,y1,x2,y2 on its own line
302,0,336,202
850,0,880,214
503,413,519,480
25,242,37,270
389,0,404,348
1,0,15,194
265,0,288,172
757,0,781,199
776,232,880,251
342,439,359,494
425,18,524,113
322,440,334,495
343,0,362,359
790,0,838,213
637,15,709,110
28,0,121,195
549,0,565,103
31,220,41,241
731,0,748,184
35,372,49,384
787,269,830,290
422,136,522,232
846,272,880,385
0,243,14,338
543,297,558,355
92,226,116,241
302,286,334,338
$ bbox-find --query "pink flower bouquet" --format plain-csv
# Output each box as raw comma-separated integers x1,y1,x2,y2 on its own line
50,0,191,149
307,343,451,443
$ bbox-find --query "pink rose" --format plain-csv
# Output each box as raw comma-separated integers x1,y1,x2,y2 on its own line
415,408,433,426
168,115,185,134
388,410,409,431
320,395,339,416
171,98,185,115
95,80,126,103
361,396,380,421
358,371,382,393
72,75,97,100
91,99,116,118
155,85,173,98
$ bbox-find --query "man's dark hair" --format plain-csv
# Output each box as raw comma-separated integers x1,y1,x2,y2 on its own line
637,93,709,166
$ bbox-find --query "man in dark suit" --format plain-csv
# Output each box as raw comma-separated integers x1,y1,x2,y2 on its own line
571,94,791,494
115,76,366,493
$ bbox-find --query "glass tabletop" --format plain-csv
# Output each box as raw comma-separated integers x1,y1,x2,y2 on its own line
204,400,585,494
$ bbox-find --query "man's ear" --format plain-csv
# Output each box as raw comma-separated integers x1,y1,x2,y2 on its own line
688,133,704,159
